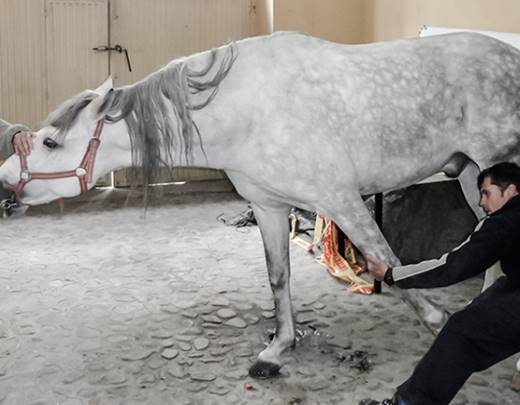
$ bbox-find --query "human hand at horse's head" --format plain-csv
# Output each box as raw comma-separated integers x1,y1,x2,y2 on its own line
366,256,389,282
12,131,35,156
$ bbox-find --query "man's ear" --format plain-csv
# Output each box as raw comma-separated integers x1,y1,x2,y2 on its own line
93,77,113,96
505,183,519,198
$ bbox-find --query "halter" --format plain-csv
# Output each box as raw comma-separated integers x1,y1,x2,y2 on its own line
7,119,105,206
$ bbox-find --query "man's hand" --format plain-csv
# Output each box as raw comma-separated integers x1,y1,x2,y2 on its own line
366,256,389,281
12,131,34,156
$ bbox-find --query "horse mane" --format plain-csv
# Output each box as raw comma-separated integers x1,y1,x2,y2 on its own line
46,42,238,200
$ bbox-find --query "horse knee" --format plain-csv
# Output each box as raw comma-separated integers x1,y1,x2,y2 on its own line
269,274,288,291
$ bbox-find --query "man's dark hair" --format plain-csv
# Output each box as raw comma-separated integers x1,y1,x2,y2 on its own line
477,162,520,192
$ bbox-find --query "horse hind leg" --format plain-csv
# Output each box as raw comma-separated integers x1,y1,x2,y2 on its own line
248,201,295,379
322,192,449,333
453,156,505,291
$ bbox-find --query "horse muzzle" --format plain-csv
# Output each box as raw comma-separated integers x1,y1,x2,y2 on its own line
0,181,29,218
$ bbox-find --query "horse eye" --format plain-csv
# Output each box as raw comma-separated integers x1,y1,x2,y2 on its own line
43,137,59,149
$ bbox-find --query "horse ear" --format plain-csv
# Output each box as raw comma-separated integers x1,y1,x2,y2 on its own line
93,77,113,96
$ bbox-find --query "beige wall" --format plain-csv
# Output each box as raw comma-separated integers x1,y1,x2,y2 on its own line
274,0,520,44
110,0,263,87
365,0,520,42
274,0,364,44
0,0,47,128
256,0,274,36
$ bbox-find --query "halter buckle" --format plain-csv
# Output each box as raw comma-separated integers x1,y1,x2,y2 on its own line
20,170,31,181
75,167,87,177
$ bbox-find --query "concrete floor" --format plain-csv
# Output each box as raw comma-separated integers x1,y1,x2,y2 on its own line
0,190,518,405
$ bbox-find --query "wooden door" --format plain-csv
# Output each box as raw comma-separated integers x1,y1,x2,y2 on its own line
46,0,110,112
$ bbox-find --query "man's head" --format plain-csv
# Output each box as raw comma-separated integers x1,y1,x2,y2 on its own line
477,162,520,214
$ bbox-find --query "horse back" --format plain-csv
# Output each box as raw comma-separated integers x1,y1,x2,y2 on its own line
269,34,518,189
210,33,520,196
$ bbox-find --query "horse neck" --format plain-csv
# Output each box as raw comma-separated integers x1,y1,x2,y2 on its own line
107,45,238,172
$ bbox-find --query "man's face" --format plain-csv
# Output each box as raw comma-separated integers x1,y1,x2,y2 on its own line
479,176,518,214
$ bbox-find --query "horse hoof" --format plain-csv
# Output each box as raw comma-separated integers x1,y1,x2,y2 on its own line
248,361,281,379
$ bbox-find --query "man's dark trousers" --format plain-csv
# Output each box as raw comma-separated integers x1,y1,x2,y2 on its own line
397,277,520,405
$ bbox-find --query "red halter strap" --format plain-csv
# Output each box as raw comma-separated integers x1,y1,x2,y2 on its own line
12,119,105,201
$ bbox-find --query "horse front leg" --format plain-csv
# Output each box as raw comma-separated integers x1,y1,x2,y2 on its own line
249,202,295,379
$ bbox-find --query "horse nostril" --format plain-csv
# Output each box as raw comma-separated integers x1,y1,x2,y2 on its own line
43,138,58,149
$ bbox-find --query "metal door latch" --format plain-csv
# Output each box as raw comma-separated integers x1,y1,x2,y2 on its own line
93,44,132,72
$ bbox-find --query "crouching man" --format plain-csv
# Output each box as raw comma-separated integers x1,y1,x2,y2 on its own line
361,162,520,405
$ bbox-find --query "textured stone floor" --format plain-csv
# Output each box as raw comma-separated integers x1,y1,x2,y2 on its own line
0,192,518,404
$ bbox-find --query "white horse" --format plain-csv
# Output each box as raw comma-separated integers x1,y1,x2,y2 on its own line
2,32,520,378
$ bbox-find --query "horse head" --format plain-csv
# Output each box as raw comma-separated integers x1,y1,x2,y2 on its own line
0,78,129,208
0,44,237,214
